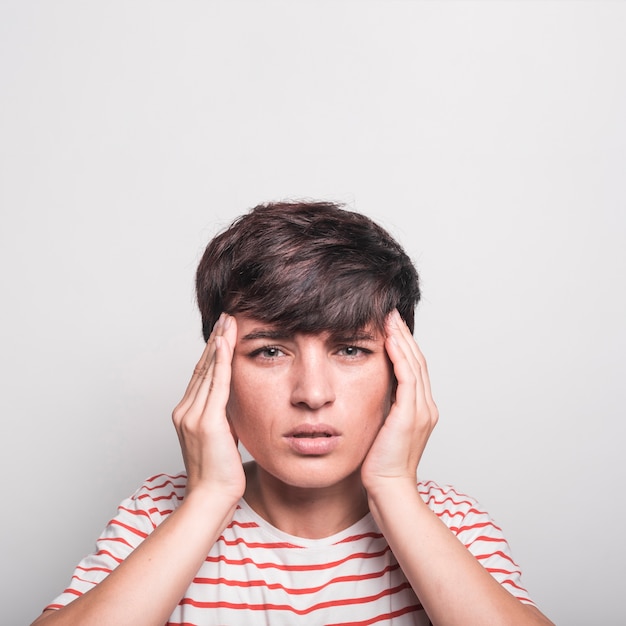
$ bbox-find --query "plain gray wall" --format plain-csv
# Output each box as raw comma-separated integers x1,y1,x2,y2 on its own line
1,2,624,624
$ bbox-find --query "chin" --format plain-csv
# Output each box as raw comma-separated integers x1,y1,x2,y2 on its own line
256,457,363,491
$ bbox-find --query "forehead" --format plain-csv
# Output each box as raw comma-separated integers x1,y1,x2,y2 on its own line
234,314,383,342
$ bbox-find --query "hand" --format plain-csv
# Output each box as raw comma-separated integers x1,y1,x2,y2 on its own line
172,313,245,503
361,309,438,493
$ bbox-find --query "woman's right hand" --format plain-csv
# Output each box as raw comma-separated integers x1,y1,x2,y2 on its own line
31,314,245,626
172,313,245,505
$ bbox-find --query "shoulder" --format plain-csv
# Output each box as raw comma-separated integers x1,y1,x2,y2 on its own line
417,480,482,516
418,480,513,557
123,472,188,520
418,480,535,605
132,471,188,498
417,480,501,538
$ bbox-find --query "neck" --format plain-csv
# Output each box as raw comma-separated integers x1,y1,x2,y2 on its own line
243,462,369,539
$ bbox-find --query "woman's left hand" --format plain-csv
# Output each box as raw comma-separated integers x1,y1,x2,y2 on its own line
361,309,439,494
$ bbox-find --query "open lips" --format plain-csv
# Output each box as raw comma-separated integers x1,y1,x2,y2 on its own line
284,425,341,454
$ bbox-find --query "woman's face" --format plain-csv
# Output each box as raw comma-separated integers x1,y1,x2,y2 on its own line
226,314,394,491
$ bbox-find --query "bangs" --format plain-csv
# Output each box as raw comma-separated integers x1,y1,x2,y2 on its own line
224,253,401,335
229,276,391,335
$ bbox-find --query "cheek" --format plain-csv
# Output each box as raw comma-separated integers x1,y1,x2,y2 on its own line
225,370,246,435
226,370,269,443
367,364,394,415
353,376,393,438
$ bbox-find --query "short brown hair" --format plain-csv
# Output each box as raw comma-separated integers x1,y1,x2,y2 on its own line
196,201,420,340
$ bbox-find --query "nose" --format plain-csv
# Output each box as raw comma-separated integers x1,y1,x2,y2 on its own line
290,352,336,410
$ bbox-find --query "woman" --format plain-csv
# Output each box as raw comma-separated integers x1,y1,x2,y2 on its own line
33,201,553,625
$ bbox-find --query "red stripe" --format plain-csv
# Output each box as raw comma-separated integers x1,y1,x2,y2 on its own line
142,475,186,491
72,567,113,585
71,572,109,584
475,550,518,566
493,577,529,592
485,566,522,575
435,506,490,519
109,519,149,539
98,536,135,549
218,535,302,549
334,531,384,544
115,504,169,526
118,504,151,516
137,491,183,503
91,549,124,564
75,565,112,575
55,588,82,599
448,520,503,534
192,563,401,595
418,482,468,499
423,494,475,508
205,545,392,572
178,581,413,614
228,520,259,529
465,534,507,545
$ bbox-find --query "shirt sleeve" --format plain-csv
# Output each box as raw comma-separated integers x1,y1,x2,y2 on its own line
45,473,186,611
418,480,535,606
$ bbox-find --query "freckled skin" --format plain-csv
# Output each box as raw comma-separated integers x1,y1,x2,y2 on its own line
226,315,394,494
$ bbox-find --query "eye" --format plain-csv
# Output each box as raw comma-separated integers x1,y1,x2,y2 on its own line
337,345,370,358
250,345,284,359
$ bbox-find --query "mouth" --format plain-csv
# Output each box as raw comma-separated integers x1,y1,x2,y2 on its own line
284,424,341,454
285,424,339,438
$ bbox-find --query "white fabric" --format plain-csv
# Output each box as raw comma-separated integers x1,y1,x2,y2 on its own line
47,473,534,625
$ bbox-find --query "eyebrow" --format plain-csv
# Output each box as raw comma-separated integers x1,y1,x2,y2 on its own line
330,330,378,343
240,329,379,343
240,329,294,342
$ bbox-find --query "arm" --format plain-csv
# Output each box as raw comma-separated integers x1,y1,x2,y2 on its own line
360,310,554,626
32,313,243,626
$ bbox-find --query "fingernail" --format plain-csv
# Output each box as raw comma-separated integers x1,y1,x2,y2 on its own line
223,314,232,330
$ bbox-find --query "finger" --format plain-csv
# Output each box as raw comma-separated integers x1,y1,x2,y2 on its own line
173,314,225,426
393,315,436,412
385,311,435,420
410,341,438,416
185,316,237,430
187,313,227,391
183,335,216,398
396,326,437,417
386,310,422,384
385,326,419,412
388,309,422,368
182,314,233,419
202,336,233,415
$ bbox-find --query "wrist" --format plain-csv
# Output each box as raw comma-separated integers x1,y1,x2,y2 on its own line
366,476,424,518
363,474,418,501
180,486,241,526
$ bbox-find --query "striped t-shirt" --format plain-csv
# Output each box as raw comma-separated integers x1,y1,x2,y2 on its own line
47,473,534,625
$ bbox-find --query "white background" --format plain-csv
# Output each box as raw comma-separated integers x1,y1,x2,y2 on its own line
1,2,624,624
